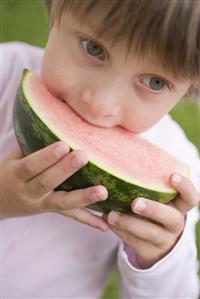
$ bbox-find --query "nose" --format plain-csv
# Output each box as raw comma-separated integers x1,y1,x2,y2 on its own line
81,79,125,118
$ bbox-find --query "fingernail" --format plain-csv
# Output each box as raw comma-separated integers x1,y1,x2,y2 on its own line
108,211,119,225
134,198,147,213
91,191,106,202
90,187,108,202
56,143,69,157
172,174,182,185
71,153,87,168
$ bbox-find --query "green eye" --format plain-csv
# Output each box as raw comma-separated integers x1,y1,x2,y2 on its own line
81,38,106,60
142,76,168,91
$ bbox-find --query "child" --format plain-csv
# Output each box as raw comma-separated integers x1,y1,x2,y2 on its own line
1,0,200,297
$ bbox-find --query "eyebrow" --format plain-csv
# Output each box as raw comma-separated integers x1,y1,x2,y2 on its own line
76,20,186,86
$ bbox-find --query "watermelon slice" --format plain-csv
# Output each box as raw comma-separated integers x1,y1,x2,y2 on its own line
13,69,189,213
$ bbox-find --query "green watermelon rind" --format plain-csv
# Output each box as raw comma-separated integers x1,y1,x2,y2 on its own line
13,70,177,214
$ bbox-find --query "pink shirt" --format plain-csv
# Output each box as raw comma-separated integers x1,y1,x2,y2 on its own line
1,42,200,298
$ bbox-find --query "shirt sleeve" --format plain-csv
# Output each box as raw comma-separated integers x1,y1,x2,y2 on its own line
117,116,200,298
0,42,43,159
118,209,199,298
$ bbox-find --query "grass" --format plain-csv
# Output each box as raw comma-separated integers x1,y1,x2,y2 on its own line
1,0,48,47
2,1,200,298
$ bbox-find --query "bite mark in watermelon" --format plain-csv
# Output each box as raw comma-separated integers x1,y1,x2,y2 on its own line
13,69,189,213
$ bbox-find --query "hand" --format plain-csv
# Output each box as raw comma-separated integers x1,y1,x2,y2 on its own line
104,173,200,268
0,142,108,231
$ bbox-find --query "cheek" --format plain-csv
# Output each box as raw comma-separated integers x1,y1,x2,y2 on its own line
124,103,171,133
126,117,156,133
41,51,61,97
41,55,79,100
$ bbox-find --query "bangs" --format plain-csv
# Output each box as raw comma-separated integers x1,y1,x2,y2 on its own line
47,0,200,91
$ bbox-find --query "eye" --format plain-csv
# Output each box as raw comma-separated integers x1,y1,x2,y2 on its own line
141,76,169,92
80,37,107,61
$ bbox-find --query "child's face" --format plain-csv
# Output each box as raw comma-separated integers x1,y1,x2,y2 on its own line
42,13,191,133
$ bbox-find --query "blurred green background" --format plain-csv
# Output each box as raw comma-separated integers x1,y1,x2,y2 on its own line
1,1,200,298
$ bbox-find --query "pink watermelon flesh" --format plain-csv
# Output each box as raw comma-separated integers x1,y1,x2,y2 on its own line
24,72,189,193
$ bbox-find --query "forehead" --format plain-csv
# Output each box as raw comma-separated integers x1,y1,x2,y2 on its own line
57,13,190,90
53,0,199,86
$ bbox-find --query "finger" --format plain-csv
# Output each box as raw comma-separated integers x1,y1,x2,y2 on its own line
110,225,146,247
26,150,88,198
108,225,159,266
39,185,108,211
131,197,184,233
15,142,69,181
35,187,108,231
111,226,170,269
31,192,109,231
169,173,200,214
61,208,109,232
107,211,168,247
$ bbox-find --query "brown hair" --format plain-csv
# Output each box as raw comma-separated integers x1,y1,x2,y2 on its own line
45,0,200,95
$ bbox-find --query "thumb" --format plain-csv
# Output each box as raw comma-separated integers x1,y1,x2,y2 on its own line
169,173,200,214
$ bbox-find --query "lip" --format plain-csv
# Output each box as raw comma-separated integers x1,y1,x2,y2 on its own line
78,113,111,128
